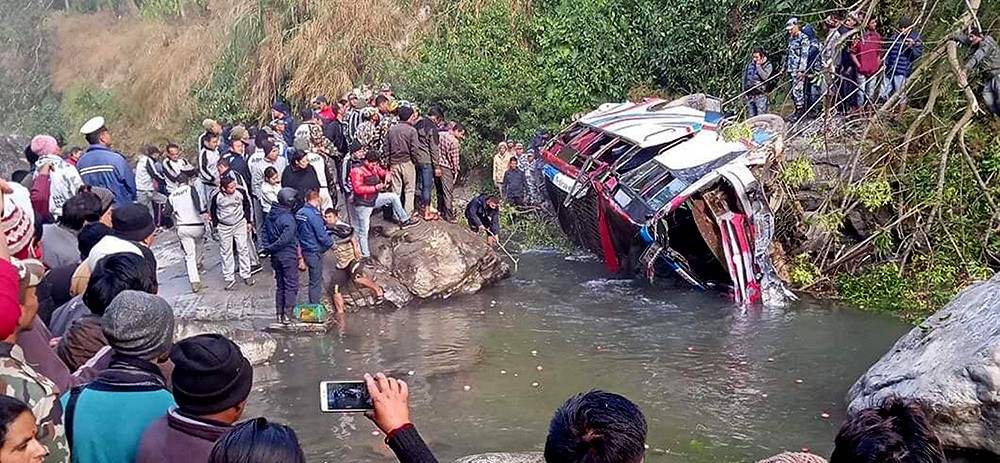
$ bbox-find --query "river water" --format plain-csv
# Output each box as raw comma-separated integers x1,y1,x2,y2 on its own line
245,251,910,463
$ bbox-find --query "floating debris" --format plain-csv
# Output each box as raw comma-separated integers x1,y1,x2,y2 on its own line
407,370,415,376
596,346,604,350
531,350,538,356
761,393,769,399
686,346,696,352
531,382,540,387
738,361,747,366
289,353,295,357
820,412,831,419
463,385,472,391
479,311,486,315
499,311,505,315
345,349,351,353
795,379,804,384
500,370,507,375
767,357,775,362
644,444,650,450
536,365,544,372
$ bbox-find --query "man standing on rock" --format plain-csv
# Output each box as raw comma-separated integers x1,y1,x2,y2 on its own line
880,18,923,119
295,189,334,306
350,151,419,259
210,176,256,290
77,116,137,206
413,107,441,221
435,123,465,223
465,194,501,246
385,105,419,216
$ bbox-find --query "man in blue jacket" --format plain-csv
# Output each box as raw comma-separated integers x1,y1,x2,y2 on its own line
465,193,501,246
261,188,300,324
76,116,137,206
296,188,334,305
880,18,923,118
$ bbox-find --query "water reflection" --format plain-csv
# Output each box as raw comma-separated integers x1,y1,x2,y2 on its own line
245,253,909,463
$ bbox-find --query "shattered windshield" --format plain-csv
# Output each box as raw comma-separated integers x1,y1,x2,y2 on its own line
620,161,689,211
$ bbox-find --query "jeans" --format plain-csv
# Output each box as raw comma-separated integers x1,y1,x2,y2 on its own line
272,253,299,316
858,73,880,106
415,163,433,211
302,251,324,304
984,74,1000,116
390,161,416,215
353,192,408,257
746,94,768,116
176,225,204,284
218,219,251,281
880,74,909,105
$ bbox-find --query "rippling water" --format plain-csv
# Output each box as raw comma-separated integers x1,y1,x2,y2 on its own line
245,251,909,462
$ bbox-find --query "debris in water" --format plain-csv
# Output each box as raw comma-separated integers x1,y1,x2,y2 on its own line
800,448,811,453
499,311,505,315
463,385,472,391
257,388,264,393
761,393,769,399
289,353,295,357
820,412,831,419
531,350,538,356
531,382,540,387
514,373,519,377
500,370,507,375
407,370,415,376
345,349,351,353
536,365,544,372
479,311,486,315
282,349,289,353
491,300,496,305
263,361,270,366
738,361,747,366
767,357,775,362
795,379,804,384
686,346,696,352
346,367,353,372
644,444,650,450
278,360,285,364
596,346,604,350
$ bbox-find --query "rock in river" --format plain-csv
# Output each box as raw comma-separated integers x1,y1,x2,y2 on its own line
349,219,510,308
454,452,544,463
847,273,1000,455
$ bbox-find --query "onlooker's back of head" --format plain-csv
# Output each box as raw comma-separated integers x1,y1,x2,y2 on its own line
170,334,253,422
210,418,305,463
101,290,175,361
83,253,157,316
544,391,647,463
830,396,945,463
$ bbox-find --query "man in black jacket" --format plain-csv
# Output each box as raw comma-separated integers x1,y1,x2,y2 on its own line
465,194,500,246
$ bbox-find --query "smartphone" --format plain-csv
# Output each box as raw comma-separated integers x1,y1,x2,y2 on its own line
319,381,373,413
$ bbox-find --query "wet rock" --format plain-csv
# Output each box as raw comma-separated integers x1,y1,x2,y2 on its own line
454,452,544,463
369,220,510,300
847,273,1000,455
175,321,277,365
0,135,30,179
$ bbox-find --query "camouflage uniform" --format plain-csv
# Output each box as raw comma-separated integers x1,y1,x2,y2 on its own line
785,32,813,108
0,342,70,463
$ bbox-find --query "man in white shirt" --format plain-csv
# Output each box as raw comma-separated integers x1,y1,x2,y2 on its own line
161,143,196,194
135,145,166,219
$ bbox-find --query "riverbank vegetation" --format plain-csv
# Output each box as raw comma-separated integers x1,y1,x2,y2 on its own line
1,0,997,319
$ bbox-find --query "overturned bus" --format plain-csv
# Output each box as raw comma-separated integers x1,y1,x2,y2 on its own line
540,94,791,305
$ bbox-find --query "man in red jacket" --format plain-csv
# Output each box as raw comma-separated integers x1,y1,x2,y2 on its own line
350,151,418,259
851,16,883,109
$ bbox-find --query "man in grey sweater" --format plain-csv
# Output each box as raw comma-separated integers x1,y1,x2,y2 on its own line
210,177,256,290
956,28,1000,115
384,106,419,216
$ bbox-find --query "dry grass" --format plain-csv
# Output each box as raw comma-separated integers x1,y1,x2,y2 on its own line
47,0,435,152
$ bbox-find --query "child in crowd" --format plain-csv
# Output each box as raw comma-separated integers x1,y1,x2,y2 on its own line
260,166,281,220
323,209,383,313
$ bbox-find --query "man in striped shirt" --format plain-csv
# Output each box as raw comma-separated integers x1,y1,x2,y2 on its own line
434,123,466,222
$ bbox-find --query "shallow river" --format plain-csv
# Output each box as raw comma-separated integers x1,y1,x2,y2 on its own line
245,251,910,463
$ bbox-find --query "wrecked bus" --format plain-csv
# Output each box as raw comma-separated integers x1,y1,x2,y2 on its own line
540,94,791,305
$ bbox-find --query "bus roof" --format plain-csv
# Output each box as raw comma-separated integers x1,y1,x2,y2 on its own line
576,97,724,148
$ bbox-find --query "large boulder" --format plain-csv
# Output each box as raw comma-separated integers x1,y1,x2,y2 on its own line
362,219,510,305
846,273,1000,455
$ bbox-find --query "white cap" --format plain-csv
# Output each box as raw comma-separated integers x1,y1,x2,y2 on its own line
79,116,106,135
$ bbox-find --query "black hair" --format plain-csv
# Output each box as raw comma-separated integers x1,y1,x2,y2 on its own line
77,222,112,259
752,47,767,57
203,132,219,147
218,157,231,169
260,140,276,157
299,108,313,121
290,149,307,164
220,176,235,189
374,94,389,106
165,142,180,152
0,395,31,447
209,418,305,463
365,150,381,162
397,106,414,122
830,396,945,463
970,27,983,38
323,208,337,216
60,194,95,231
264,166,278,179
83,252,157,316
68,146,83,156
452,122,466,132
10,170,30,183
146,145,162,156
84,128,107,146
23,145,38,165
176,171,192,185
544,391,647,463
428,106,445,119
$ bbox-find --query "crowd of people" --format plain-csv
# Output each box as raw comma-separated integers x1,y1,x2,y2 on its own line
742,13,999,121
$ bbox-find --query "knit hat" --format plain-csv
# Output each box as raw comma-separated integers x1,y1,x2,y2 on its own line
102,290,175,360
90,187,114,214
2,196,33,258
170,334,253,416
12,259,45,289
30,135,60,157
309,124,325,141
111,203,155,242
